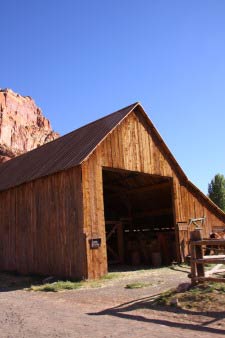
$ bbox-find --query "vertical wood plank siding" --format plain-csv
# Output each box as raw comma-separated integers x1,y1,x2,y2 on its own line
82,111,225,278
0,109,224,280
0,166,85,279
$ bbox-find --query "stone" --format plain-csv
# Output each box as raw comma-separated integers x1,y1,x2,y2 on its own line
0,88,59,162
176,282,191,293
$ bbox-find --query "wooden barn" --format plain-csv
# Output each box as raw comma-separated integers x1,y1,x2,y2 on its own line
0,102,225,279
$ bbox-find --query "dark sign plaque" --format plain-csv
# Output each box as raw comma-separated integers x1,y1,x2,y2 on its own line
89,238,101,249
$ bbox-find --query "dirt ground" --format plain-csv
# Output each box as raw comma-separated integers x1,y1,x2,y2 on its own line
0,266,225,338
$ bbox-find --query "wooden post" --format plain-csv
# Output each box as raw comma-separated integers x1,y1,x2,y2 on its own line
117,222,124,264
190,243,197,285
190,230,205,282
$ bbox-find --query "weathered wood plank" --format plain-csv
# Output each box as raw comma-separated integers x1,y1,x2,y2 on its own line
0,109,225,280
0,166,84,279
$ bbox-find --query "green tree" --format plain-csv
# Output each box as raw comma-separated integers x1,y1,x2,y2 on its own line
208,174,225,211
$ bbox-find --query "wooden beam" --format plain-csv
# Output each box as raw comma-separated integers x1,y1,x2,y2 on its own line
194,258,225,264
190,230,204,278
191,240,225,246
107,245,119,262
190,243,197,284
104,181,170,197
205,264,225,277
203,254,225,259
117,222,124,264
103,185,127,194
103,167,172,181
103,167,138,174
106,224,118,241
105,220,123,225
128,181,170,195
134,207,172,218
193,277,225,283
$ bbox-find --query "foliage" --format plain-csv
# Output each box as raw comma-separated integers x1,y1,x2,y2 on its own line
208,174,225,211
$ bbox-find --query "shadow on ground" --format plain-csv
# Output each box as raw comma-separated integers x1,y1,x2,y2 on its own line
0,272,42,292
108,263,190,274
88,293,225,335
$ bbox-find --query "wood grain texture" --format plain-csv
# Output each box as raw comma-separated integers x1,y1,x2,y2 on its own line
82,110,225,277
0,108,224,279
0,166,85,279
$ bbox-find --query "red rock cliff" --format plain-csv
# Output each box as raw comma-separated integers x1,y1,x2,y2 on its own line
0,88,59,163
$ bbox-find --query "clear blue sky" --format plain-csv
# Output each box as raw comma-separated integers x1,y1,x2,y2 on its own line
1,0,225,193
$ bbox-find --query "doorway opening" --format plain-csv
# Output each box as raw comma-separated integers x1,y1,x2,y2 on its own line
102,168,177,270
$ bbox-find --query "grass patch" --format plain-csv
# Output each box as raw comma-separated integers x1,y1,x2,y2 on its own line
29,280,85,292
153,289,175,305
29,270,156,292
125,282,153,289
29,276,120,292
29,279,102,292
152,282,225,311
100,272,121,280
29,272,124,292
189,282,225,294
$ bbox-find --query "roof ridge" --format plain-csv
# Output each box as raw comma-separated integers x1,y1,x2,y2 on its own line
74,102,139,132
0,102,140,190
57,101,139,141
80,102,140,163
0,102,139,169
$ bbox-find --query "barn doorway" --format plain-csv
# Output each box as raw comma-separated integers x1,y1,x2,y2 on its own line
102,168,177,270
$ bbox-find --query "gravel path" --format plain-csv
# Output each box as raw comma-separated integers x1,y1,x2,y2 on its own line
0,266,225,338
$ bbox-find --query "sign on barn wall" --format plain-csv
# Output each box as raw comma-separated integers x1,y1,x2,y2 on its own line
89,238,102,249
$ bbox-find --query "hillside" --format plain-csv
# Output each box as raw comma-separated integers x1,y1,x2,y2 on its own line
0,88,59,163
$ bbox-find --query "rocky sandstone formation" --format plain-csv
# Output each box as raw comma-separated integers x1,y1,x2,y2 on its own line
0,88,59,163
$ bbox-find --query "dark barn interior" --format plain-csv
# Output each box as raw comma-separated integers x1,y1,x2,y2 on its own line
102,168,177,269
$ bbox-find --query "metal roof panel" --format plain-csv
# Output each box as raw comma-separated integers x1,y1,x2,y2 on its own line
0,102,138,191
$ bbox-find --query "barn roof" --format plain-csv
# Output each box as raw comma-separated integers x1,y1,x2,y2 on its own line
0,101,224,220
0,102,139,191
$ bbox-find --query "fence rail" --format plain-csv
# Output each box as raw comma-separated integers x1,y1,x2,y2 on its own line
190,230,225,284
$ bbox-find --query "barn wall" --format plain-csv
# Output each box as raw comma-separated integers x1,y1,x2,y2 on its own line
82,110,225,278
1,109,224,280
176,183,225,235
0,166,86,279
